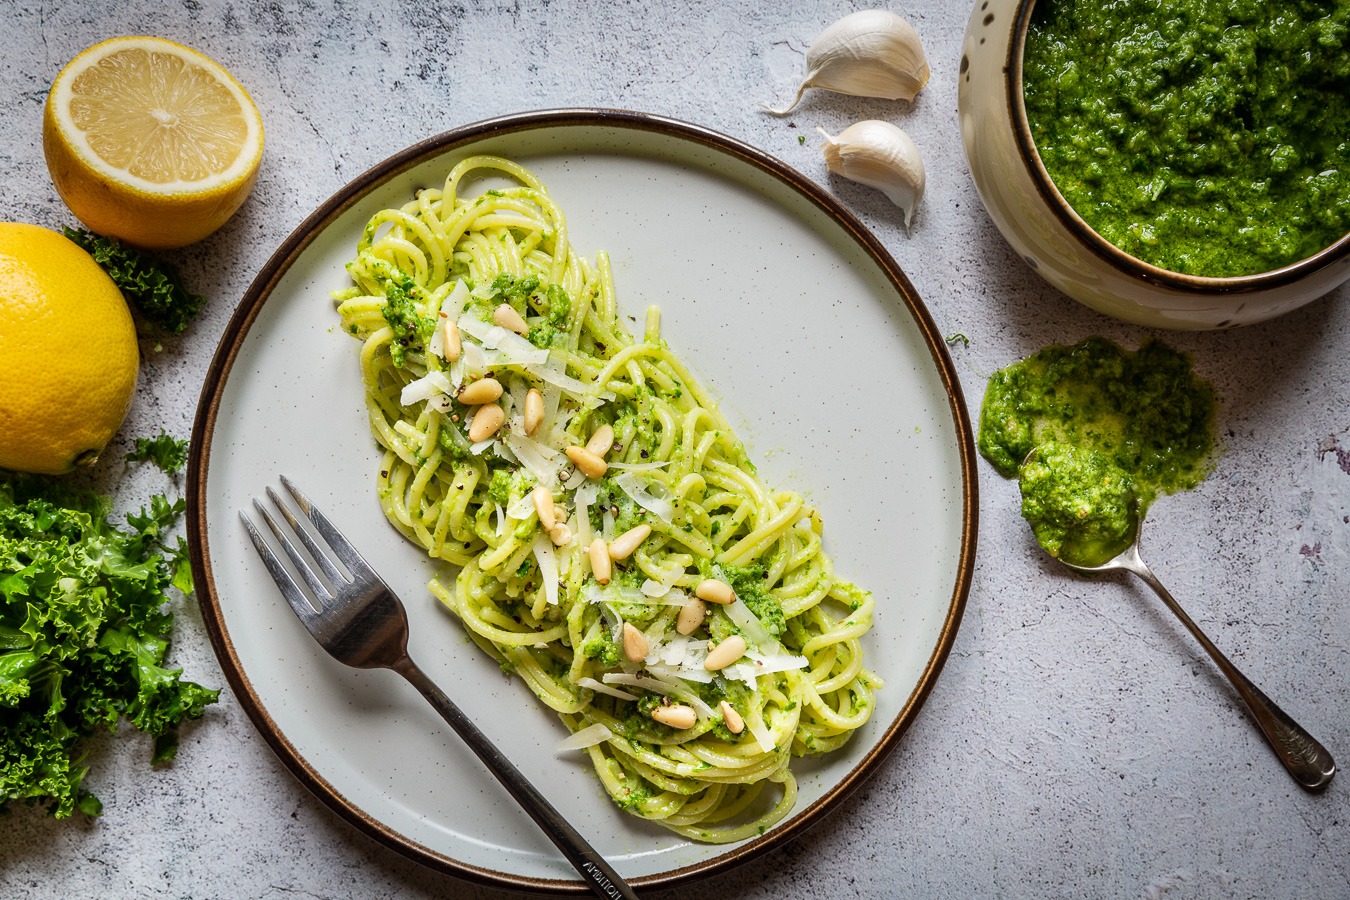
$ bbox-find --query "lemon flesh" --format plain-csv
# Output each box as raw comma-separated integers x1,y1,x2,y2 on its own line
0,223,139,475
43,36,264,249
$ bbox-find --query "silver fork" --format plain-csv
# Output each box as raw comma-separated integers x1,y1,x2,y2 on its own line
241,476,639,900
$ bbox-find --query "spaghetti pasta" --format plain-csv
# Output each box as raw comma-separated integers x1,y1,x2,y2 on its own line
333,156,880,842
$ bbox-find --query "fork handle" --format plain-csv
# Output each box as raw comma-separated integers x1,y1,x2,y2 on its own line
391,655,640,900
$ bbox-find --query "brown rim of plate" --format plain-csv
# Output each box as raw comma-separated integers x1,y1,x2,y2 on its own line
1006,0,1350,291
185,108,978,894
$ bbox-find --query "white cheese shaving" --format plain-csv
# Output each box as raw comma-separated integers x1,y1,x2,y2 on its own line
458,315,551,366
461,341,487,377
399,370,456,407
505,493,535,520
502,430,561,488
746,714,776,754
576,677,638,701
458,314,614,401
724,597,777,649
532,533,559,606
601,672,716,719
606,460,673,472
613,472,674,524
719,649,809,686
555,722,615,752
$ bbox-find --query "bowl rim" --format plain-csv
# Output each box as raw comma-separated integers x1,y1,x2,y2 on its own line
1006,0,1350,292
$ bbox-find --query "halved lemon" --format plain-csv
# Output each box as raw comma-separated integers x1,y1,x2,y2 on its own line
43,36,264,249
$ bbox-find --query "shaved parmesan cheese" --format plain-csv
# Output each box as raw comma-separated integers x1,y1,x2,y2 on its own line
532,533,559,606
638,582,689,605
613,472,674,524
724,597,777,649
506,493,535,520
461,341,487,376
556,723,615,753
607,460,672,473
400,370,456,406
459,314,615,401
574,480,596,551
746,715,776,754
458,316,551,365
503,430,562,487
576,677,638,701
602,672,716,719
719,649,808,686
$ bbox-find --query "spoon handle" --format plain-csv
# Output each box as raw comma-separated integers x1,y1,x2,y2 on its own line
1125,555,1336,791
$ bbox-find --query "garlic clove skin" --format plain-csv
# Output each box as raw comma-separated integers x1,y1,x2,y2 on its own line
818,120,926,231
767,10,930,116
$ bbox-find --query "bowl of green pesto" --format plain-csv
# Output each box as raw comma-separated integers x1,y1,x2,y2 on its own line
957,0,1350,329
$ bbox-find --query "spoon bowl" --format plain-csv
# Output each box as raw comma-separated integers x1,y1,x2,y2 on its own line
1052,498,1336,791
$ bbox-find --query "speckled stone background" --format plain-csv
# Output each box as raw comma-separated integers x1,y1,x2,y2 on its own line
2,1,1347,898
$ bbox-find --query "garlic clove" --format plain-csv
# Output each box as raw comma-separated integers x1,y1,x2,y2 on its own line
767,10,930,116
818,120,926,231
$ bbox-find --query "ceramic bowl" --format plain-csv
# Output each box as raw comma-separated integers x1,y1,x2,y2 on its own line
957,0,1350,330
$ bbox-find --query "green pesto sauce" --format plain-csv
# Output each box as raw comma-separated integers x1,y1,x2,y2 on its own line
1019,443,1135,565
979,338,1217,564
1023,0,1350,277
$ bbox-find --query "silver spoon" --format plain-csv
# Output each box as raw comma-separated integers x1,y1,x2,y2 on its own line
1054,500,1336,791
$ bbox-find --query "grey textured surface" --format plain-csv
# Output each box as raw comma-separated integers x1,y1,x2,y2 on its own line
2,1,1347,898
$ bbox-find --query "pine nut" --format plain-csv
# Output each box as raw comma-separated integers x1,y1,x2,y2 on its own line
704,634,747,672
565,445,608,479
607,524,651,561
493,303,529,335
675,598,705,635
549,522,572,547
532,485,555,532
585,423,614,458
588,538,612,585
719,700,745,735
523,388,544,436
441,317,462,362
695,578,735,605
622,622,648,663
467,403,505,442
651,704,697,730
457,377,503,406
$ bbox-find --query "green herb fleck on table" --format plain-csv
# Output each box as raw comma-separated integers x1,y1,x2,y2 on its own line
0,474,217,818
946,333,970,347
63,228,206,334
126,432,190,475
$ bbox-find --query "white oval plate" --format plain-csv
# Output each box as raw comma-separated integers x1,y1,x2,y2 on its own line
188,110,977,893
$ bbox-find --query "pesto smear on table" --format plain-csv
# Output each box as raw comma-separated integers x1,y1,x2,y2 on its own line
1023,0,1350,277
979,338,1217,566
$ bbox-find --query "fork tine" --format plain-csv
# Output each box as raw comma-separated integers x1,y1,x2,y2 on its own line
280,474,374,577
264,485,350,588
252,497,335,606
240,510,320,624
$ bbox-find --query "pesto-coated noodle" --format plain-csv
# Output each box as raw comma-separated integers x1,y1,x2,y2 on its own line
334,156,880,842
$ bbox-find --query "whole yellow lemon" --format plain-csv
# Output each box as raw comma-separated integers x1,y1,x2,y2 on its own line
0,223,139,475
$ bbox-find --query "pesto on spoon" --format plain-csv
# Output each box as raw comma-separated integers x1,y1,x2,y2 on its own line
980,337,1335,789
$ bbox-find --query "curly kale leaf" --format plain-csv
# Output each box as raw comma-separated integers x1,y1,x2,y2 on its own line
62,228,205,335
125,432,190,475
0,474,217,818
